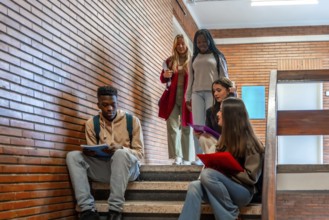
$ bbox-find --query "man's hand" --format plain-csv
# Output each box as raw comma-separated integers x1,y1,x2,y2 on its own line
107,144,123,154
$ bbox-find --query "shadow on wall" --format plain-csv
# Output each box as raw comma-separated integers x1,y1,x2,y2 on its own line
129,33,152,149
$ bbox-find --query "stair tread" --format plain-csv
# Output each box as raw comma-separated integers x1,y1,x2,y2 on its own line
95,200,261,215
93,181,191,190
140,165,203,172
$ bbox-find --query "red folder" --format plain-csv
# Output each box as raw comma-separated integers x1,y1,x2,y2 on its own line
197,152,244,174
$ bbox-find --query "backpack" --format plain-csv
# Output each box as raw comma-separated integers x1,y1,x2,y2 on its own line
93,113,133,145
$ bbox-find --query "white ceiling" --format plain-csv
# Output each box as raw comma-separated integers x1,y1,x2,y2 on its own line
183,0,329,29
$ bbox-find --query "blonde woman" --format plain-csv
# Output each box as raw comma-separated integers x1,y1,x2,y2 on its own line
158,34,194,165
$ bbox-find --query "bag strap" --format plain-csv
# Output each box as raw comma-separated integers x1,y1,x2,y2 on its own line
93,115,100,144
93,113,133,145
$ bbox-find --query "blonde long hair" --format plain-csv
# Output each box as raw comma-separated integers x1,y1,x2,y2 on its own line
170,34,191,71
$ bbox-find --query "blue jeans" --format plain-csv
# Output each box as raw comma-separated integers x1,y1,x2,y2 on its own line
179,168,252,220
66,149,140,212
191,91,213,156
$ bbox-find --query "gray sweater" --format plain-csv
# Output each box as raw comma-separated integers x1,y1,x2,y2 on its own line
185,53,228,101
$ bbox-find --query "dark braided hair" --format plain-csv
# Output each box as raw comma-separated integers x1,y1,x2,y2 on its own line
97,86,118,98
191,29,227,74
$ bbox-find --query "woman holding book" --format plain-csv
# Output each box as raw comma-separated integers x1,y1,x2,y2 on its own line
195,77,236,153
179,97,264,220
158,34,194,165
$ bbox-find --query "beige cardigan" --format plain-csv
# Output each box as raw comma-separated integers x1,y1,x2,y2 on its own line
231,145,264,194
85,109,144,160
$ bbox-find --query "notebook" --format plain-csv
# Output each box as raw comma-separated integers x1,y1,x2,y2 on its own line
197,152,244,174
188,123,220,139
81,144,112,157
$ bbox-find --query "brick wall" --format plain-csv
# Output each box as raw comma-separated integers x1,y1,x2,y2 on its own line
212,25,329,38
0,0,173,219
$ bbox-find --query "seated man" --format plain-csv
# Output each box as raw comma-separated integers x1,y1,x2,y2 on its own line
66,86,144,220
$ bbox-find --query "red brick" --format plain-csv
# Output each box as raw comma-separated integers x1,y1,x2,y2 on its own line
0,117,9,126
44,133,64,142
34,124,54,133
34,140,54,149
0,135,10,144
34,107,54,118
22,113,44,123
10,119,34,130
10,137,34,146
22,130,44,140
0,126,22,136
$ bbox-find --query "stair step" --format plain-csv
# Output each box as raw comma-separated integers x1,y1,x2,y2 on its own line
140,165,202,172
92,181,191,201
138,165,202,181
95,200,262,215
92,165,262,219
93,181,190,191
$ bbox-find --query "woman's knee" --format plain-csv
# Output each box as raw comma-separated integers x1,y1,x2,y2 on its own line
187,181,202,196
200,168,213,181
200,168,225,187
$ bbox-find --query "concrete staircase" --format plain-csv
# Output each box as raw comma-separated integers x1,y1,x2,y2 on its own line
92,165,262,220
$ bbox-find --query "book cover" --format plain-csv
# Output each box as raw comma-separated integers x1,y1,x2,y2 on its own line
81,144,113,157
197,152,244,174
188,123,220,139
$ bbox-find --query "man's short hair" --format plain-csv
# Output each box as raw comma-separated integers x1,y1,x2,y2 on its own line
97,86,118,98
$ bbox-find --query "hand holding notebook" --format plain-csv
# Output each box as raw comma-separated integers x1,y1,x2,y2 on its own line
188,123,220,139
197,152,243,175
81,144,113,158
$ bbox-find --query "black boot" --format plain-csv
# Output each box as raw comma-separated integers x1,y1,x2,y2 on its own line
107,210,122,220
80,210,100,220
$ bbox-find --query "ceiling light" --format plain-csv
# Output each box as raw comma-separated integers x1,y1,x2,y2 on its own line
251,0,319,6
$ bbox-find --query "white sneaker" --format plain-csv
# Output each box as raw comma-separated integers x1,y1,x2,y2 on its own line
172,157,182,165
191,159,203,166
182,160,191,165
